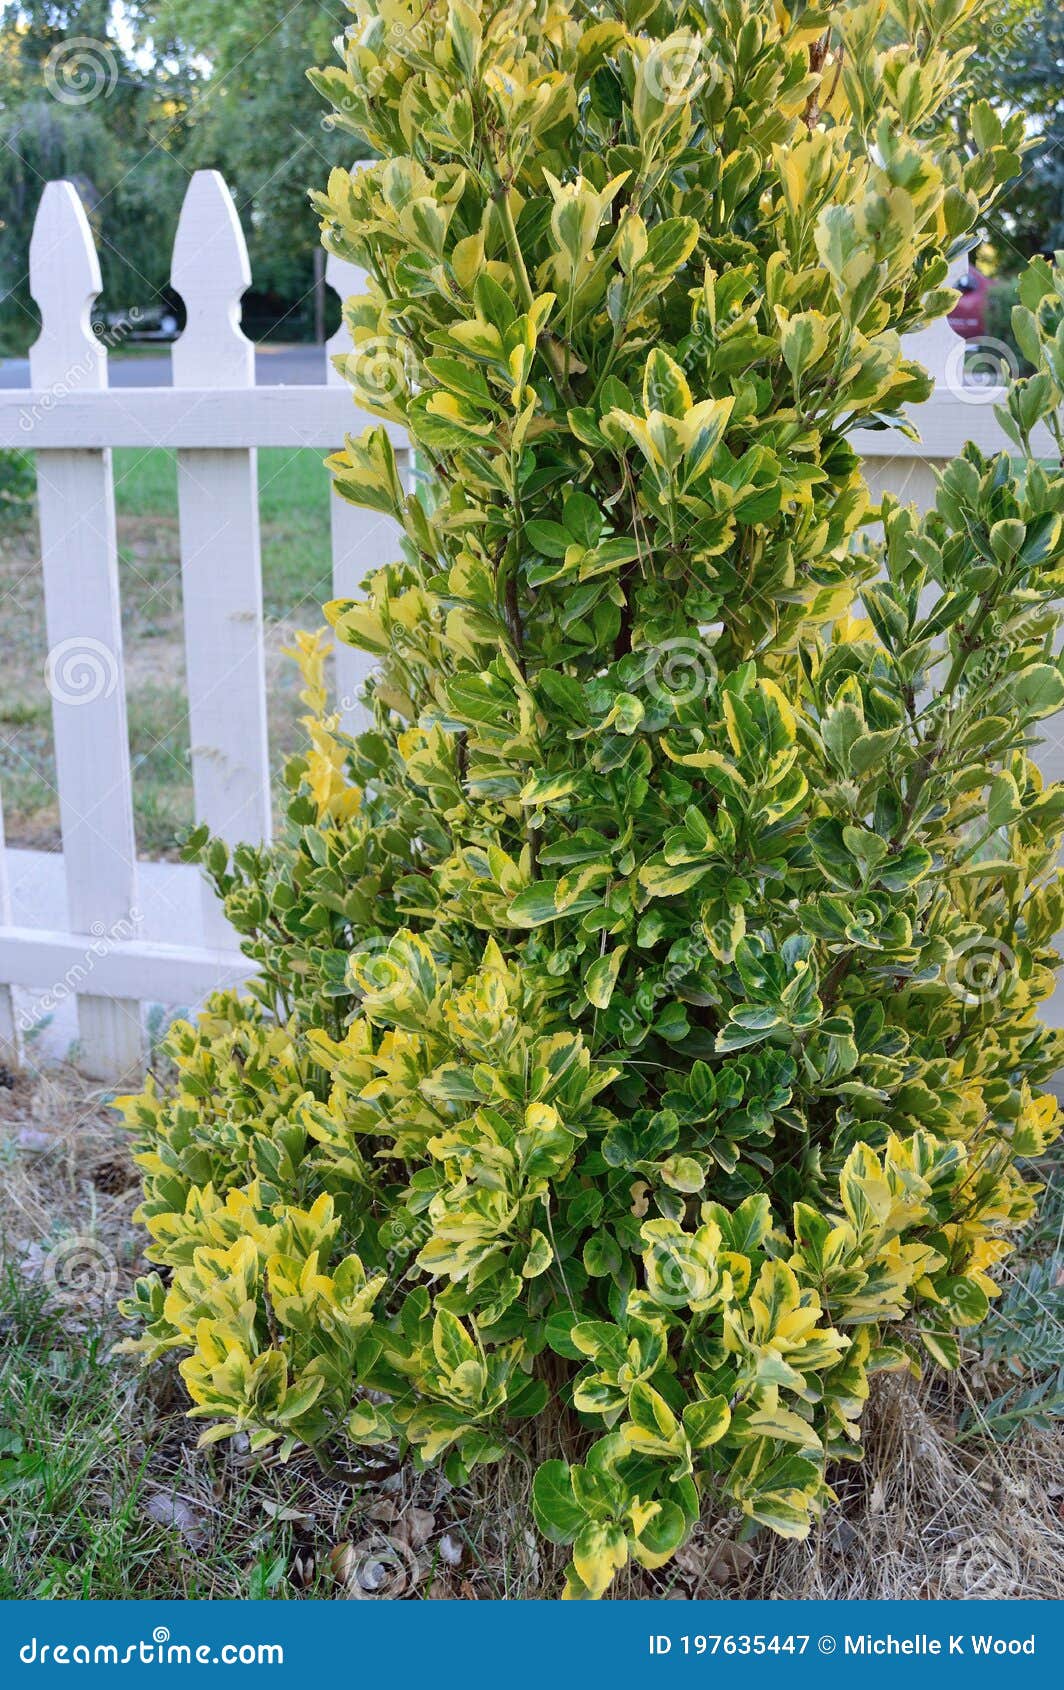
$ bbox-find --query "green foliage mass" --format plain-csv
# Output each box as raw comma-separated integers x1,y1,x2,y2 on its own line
119,0,1064,1598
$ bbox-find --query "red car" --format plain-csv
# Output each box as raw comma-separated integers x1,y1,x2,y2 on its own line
948,266,990,340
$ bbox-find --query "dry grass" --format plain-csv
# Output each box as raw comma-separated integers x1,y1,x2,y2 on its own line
1,1060,1061,1601
730,1377,1064,1601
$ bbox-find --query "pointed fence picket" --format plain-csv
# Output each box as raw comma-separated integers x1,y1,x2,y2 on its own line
0,170,1057,1079
27,181,141,1078
172,172,271,949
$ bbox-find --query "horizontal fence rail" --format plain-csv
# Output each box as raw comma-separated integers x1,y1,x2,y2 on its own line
0,172,1057,1079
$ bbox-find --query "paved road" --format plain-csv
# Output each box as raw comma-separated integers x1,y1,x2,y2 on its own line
0,343,326,388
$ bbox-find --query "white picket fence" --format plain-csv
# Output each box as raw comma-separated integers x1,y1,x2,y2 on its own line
0,171,1056,1080
0,171,403,1079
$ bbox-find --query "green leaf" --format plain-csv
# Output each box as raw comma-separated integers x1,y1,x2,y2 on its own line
523,1229,554,1278
633,1499,688,1562
527,520,576,560
987,771,1021,832
543,1310,584,1360
532,1460,585,1545
683,1394,731,1448
563,491,603,547
659,1154,705,1193
920,1328,961,1370
1012,665,1064,718
877,844,932,892
779,310,829,385
572,1519,628,1599
583,1229,622,1277
508,882,562,927
433,1309,478,1376
643,348,692,418
586,947,626,1009
447,0,482,78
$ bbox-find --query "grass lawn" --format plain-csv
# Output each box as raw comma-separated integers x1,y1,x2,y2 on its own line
0,447,337,858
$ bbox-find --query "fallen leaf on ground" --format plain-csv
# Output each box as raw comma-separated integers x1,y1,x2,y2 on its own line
260,1500,316,1524
438,1532,463,1567
142,1491,208,1546
396,1506,435,1548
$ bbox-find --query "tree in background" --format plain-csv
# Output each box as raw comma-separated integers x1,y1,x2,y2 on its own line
129,0,368,332
0,1,368,349
932,0,1061,271
988,0,1064,265
0,0,189,351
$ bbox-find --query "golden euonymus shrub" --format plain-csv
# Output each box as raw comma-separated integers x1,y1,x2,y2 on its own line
119,0,1064,1597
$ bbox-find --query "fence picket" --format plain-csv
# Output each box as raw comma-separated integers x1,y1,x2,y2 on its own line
325,251,406,733
28,181,142,1079
172,171,271,947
